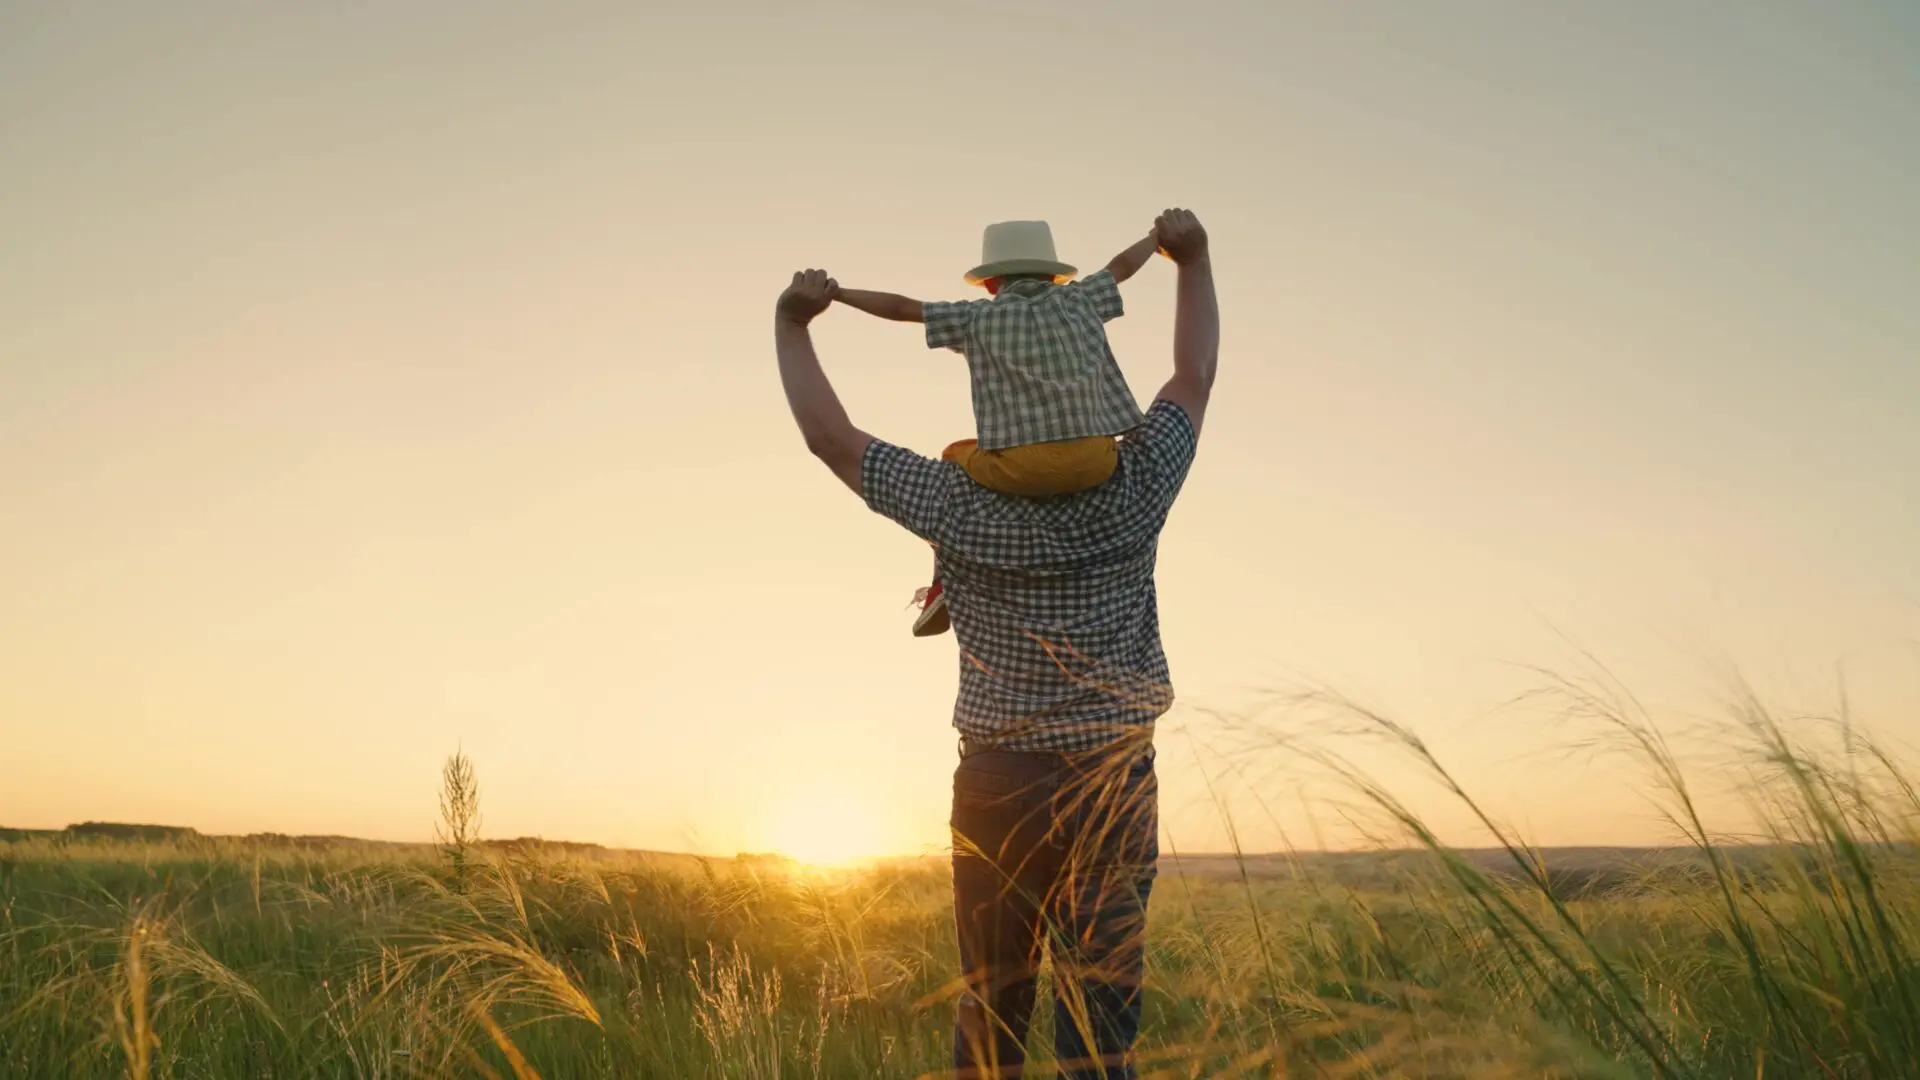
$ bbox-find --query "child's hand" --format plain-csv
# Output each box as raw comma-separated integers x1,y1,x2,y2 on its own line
776,269,839,325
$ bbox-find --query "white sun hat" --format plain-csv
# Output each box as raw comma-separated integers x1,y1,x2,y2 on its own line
963,220,1078,285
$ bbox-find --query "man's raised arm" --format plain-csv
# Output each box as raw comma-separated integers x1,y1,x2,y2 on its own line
775,270,873,494
1150,208,1218,434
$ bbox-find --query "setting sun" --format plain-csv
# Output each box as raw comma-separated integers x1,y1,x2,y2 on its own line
768,790,894,867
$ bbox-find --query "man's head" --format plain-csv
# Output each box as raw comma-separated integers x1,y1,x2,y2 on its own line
965,220,1076,290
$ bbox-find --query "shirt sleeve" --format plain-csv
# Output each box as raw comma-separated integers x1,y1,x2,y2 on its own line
1068,268,1125,322
923,299,978,353
1117,399,1199,514
861,439,953,543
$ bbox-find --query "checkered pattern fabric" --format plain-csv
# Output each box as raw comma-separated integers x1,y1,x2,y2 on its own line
862,400,1199,752
924,268,1147,451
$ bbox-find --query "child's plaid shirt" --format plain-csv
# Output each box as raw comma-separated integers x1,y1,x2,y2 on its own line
923,269,1145,451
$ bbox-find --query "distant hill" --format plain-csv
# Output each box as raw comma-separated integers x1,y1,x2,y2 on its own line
3,822,401,848
0,826,60,843
1,823,1761,895
483,836,611,855
0,822,204,844
3,822,208,844
1158,844,1792,897
239,833,410,848
66,821,202,842
0,822,683,864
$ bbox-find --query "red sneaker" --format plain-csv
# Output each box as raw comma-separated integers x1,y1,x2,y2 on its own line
912,578,951,637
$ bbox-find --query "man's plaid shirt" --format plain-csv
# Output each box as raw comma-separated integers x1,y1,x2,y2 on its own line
863,400,1199,752
924,269,1147,451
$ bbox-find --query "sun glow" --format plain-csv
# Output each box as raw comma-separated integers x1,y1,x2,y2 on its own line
769,790,891,868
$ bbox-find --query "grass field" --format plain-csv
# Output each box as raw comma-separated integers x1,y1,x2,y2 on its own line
5,680,1918,1078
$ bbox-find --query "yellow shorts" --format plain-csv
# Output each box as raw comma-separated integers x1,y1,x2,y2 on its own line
942,436,1117,497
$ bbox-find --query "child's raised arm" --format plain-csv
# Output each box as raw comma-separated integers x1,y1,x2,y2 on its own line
834,288,925,323
1103,230,1162,284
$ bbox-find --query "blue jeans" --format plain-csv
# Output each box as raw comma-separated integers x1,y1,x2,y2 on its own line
949,738,1158,1079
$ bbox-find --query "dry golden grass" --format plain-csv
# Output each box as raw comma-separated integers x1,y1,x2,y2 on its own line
4,673,1917,1077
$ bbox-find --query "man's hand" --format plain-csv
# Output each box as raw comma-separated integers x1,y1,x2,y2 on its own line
776,269,839,326
1155,208,1208,265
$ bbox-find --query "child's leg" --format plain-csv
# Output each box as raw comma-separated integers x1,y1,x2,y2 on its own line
952,437,1118,497
912,547,950,637
942,439,981,466
912,459,965,636
908,434,1114,640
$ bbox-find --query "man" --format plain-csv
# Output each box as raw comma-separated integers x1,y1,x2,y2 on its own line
774,209,1217,1079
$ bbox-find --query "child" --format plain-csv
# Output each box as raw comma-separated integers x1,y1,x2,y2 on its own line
834,219,1163,636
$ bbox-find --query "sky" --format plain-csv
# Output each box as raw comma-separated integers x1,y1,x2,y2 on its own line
3,1,1917,860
